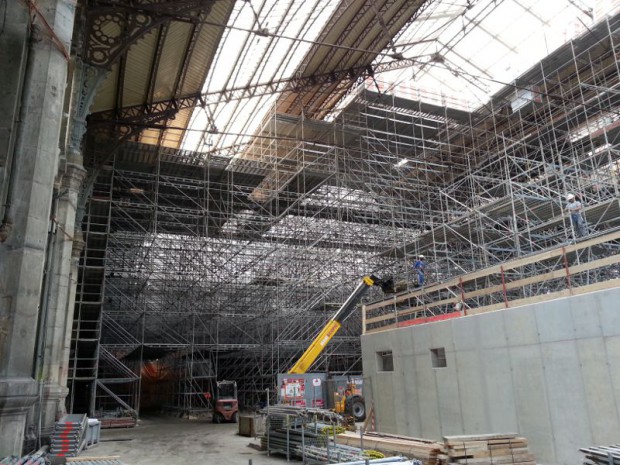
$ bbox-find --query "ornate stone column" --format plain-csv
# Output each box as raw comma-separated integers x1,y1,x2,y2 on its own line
38,57,106,431
39,157,86,430
0,0,77,455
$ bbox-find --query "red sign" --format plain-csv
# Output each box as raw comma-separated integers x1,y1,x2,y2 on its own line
397,312,461,328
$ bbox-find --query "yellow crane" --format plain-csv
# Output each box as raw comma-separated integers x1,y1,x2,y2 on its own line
287,275,394,420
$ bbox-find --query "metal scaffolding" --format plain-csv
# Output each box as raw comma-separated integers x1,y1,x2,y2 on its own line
68,13,620,417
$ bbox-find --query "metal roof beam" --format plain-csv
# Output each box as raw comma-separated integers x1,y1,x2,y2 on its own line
83,0,216,67
88,56,423,126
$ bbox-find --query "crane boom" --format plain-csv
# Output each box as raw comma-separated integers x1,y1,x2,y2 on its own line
288,275,393,374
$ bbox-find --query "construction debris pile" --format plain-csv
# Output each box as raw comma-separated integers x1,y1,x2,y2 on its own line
259,405,419,464
580,445,620,465
439,434,535,465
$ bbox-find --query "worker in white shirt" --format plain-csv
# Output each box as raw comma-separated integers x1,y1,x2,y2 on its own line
566,194,588,237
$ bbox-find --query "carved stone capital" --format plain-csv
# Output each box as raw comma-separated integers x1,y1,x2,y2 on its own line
68,62,108,155
61,162,88,193
72,229,86,261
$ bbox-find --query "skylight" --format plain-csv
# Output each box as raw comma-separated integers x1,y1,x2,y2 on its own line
182,0,339,154
369,0,613,111
182,0,618,154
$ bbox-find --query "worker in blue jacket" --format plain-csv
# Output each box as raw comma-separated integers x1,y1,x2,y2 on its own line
413,255,427,286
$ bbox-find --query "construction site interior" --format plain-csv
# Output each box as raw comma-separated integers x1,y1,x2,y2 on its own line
2,1,620,465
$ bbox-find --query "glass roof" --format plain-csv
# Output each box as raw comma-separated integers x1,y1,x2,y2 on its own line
183,0,339,153
182,0,618,154
371,0,617,111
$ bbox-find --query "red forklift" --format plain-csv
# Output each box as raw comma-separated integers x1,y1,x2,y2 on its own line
212,380,239,423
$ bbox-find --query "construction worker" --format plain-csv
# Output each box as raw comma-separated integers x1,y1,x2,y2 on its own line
566,194,588,237
413,254,427,286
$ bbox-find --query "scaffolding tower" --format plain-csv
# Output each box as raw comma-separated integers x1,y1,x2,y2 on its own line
68,13,620,416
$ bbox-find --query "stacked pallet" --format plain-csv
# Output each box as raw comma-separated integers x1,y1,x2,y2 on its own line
439,434,535,465
99,416,137,429
580,445,620,465
337,431,442,465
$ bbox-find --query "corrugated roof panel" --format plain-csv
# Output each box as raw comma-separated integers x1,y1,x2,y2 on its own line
178,2,234,96
88,3,235,150
178,25,213,94
161,108,193,148
183,0,341,153
304,0,419,74
304,3,380,72
91,63,119,112
139,128,162,146
122,29,159,107
137,108,193,149
152,21,194,101
275,0,428,116
161,128,185,149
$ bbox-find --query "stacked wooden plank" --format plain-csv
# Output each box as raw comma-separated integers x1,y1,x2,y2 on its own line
337,431,442,465
439,434,535,465
580,445,620,465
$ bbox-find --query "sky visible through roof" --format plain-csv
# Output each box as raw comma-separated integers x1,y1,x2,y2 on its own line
182,0,618,155
183,0,339,153
372,0,615,110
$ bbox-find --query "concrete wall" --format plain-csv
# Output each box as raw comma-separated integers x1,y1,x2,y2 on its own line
361,287,620,465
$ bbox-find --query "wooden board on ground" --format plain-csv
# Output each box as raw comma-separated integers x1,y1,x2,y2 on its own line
459,448,530,458
452,453,535,463
444,434,517,444
488,441,528,448
487,438,528,445
365,432,439,444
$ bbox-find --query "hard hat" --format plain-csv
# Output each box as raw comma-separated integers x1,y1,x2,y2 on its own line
419,254,425,258
566,194,575,201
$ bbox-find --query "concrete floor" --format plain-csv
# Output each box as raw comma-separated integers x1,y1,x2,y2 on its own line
88,416,288,465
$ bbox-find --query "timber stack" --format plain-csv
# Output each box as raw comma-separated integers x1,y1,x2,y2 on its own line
439,433,535,465
336,431,442,465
